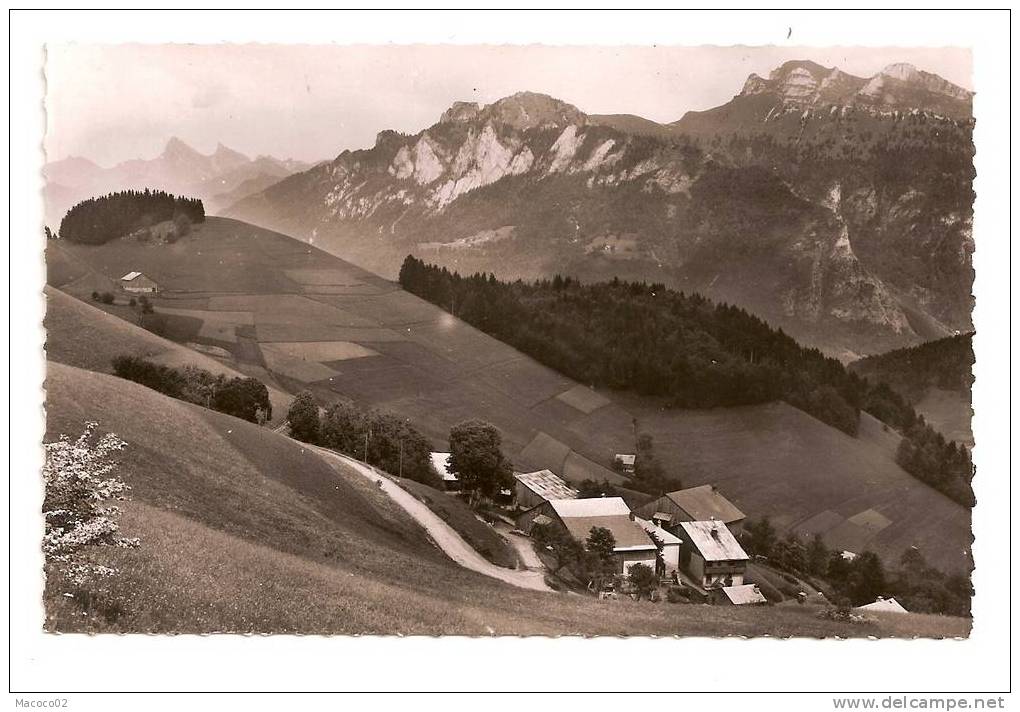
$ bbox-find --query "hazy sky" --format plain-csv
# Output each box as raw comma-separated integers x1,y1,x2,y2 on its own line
45,44,972,166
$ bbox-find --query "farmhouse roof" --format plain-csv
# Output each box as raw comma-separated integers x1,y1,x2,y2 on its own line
666,485,745,524
635,516,682,546
615,454,636,465
548,497,631,518
430,452,458,482
121,271,144,281
720,584,767,605
548,497,656,551
856,597,908,614
514,469,578,502
679,521,749,562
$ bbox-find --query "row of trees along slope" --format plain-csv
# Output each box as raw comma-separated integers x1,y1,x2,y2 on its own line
399,256,974,507
849,333,975,401
58,189,205,245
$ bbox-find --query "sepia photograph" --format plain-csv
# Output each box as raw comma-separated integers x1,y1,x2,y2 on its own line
8,7,1013,705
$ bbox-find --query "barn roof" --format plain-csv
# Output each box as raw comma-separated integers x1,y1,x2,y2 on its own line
679,521,749,562
720,584,767,605
120,271,143,281
548,497,656,551
514,469,578,502
548,497,631,518
635,516,682,546
429,452,458,482
666,485,745,524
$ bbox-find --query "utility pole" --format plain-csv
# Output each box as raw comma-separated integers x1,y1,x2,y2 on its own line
364,428,371,463
398,440,404,478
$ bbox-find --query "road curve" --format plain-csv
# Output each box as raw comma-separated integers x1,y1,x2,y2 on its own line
311,445,552,593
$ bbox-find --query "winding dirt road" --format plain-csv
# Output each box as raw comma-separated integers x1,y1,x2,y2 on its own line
312,445,552,592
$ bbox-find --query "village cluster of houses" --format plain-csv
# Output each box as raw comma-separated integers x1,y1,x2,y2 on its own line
432,451,767,605
114,268,902,614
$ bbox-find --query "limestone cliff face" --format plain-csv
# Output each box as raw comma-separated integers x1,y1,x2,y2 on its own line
732,60,972,120
257,95,700,229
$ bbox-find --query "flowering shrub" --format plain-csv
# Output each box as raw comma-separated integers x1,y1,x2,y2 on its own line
43,422,139,586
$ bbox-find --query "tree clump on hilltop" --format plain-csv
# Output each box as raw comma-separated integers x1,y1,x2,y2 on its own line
60,189,205,245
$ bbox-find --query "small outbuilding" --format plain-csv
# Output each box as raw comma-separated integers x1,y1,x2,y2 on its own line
635,516,682,576
430,452,460,491
120,271,158,294
855,596,909,614
614,453,636,475
710,583,768,606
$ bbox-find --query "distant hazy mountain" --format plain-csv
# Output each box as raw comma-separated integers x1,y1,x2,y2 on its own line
226,61,974,358
43,138,314,226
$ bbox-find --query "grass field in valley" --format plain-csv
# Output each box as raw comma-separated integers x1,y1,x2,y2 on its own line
42,362,969,637
47,217,971,574
602,398,972,573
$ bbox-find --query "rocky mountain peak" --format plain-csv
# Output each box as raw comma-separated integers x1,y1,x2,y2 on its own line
879,62,972,102
768,59,830,83
439,92,586,131
483,91,587,130
732,59,971,119
740,61,844,102
162,136,201,160
741,73,770,95
214,142,248,161
439,101,482,124
881,62,920,81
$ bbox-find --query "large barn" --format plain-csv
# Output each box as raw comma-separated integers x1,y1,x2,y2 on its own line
119,271,158,294
636,484,746,534
522,497,658,575
513,469,578,511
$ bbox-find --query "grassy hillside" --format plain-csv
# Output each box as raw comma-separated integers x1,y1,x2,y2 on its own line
44,285,291,424
396,478,517,569
611,399,971,573
851,334,974,446
45,216,971,574
43,362,969,637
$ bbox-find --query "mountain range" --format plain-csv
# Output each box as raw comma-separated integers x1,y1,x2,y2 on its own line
47,60,973,359
43,138,314,226
221,60,973,358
